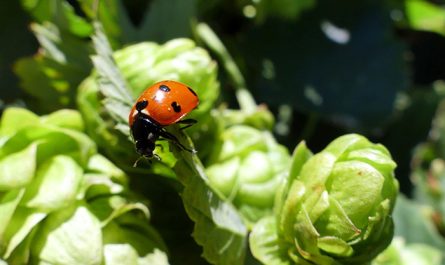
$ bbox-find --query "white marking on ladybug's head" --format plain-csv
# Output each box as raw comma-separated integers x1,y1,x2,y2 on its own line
140,108,149,115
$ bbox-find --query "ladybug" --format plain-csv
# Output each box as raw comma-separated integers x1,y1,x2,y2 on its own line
129,80,199,160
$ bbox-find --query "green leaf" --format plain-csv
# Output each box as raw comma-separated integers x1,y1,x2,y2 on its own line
32,203,103,265
79,0,134,48
21,155,83,212
0,143,37,190
91,21,133,125
21,0,93,37
405,0,445,36
14,22,92,112
171,127,248,265
80,0,195,45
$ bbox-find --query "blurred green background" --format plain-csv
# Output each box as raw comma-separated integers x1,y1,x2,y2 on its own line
2,0,445,264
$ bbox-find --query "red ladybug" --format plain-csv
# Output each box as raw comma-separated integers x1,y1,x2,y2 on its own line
129,80,199,159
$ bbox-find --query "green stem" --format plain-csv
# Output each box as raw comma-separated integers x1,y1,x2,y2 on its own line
195,23,257,113
300,112,319,142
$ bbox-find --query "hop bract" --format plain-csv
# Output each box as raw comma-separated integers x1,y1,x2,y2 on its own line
250,134,399,265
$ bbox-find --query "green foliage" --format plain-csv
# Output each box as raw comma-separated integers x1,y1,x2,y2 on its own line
0,108,166,264
77,28,219,169
21,0,93,37
88,22,248,265
403,0,445,37
5,0,445,264
14,22,92,112
79,0,196,46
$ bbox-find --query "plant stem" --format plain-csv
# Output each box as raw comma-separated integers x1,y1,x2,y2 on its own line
300,112,319,142
195,23,257,113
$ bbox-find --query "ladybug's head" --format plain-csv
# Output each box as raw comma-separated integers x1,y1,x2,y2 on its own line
132,140,161,167
135,139,156,158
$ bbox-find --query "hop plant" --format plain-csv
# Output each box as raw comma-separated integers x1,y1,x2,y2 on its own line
77,38,220,166
206,125,290,226
0,108,167,265
250,134,399,265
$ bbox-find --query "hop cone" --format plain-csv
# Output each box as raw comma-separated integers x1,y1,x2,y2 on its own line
206,125,290,226
0,108,167,265
251,134,399,265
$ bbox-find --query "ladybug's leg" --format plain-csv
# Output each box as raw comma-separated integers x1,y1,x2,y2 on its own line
159,129,196,153
176,119,197,130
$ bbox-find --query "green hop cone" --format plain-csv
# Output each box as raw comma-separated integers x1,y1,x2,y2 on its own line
250,134,399,265
77,38,220,167
206,125,290,226
0,108,167,265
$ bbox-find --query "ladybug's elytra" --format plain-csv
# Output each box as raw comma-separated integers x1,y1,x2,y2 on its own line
129,80,199,160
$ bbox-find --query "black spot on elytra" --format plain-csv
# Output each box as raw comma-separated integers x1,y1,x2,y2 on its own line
159,84,171,92
136,100,148,111
187,86,197,96
171,101,181,113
